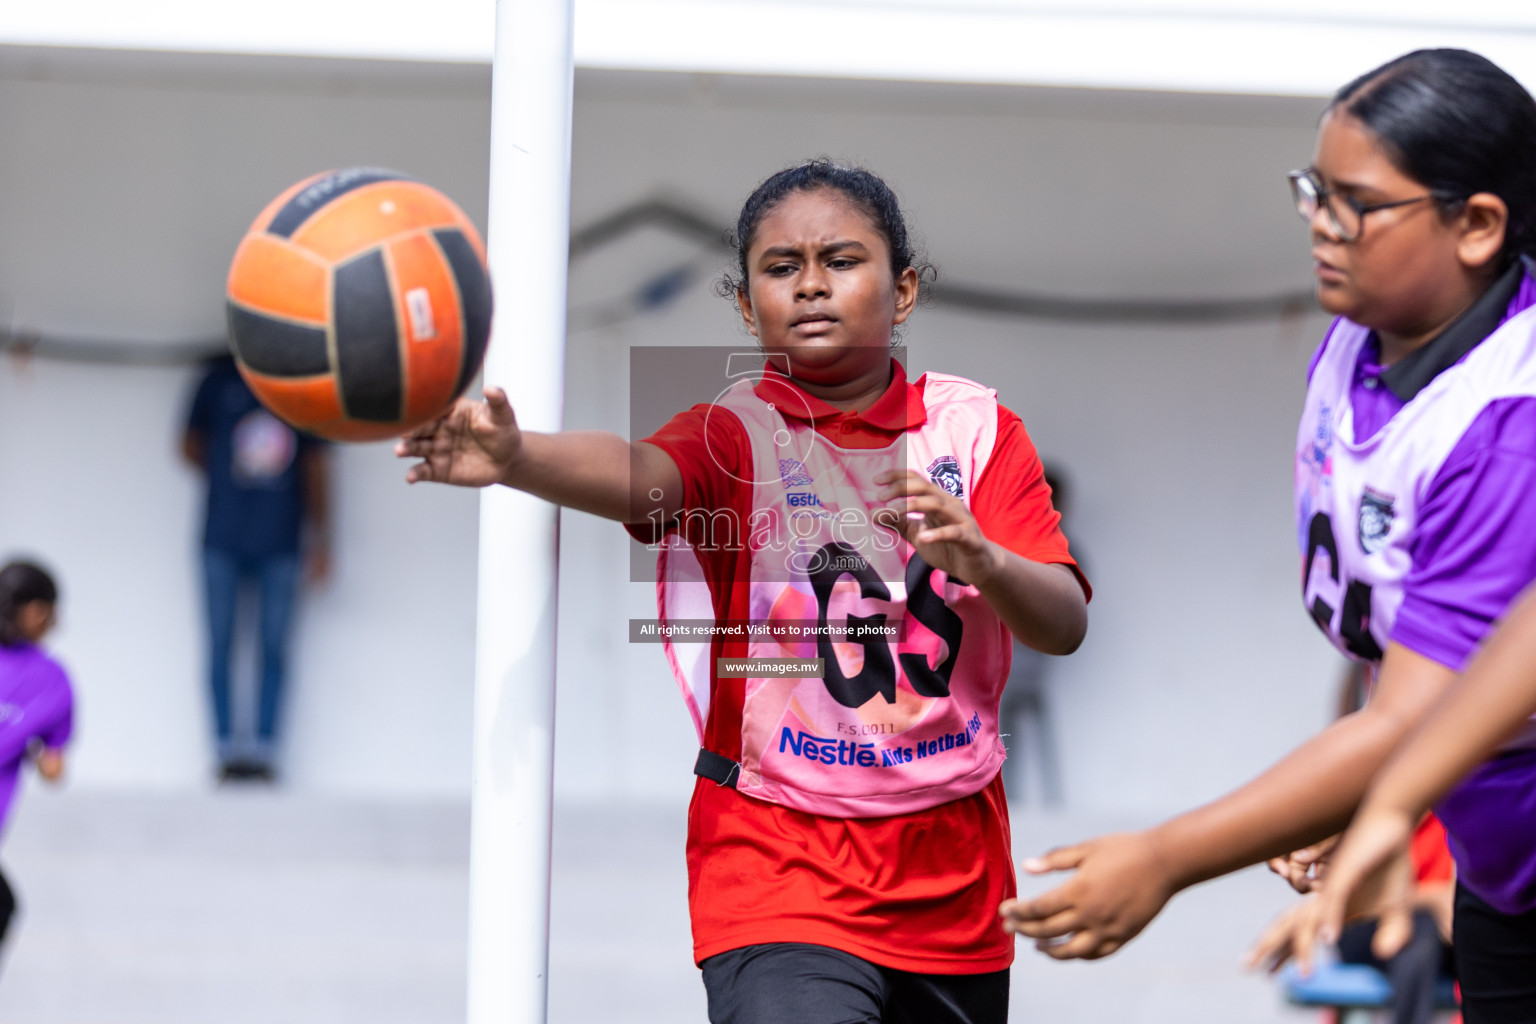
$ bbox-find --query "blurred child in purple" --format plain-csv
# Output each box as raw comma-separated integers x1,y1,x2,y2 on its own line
0,560,74,948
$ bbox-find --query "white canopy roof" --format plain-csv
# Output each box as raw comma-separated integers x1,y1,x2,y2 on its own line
4,0,1536,97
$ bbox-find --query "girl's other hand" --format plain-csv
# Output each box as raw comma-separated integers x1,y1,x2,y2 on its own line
305,542,333,585
875,470,1003,585
1266,834,1341,894
396,387,522,487
998,830,1177,960
1297,808,1419,971
35,748,64,782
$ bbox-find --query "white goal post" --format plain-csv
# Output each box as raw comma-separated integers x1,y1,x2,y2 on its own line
468,2,574,1022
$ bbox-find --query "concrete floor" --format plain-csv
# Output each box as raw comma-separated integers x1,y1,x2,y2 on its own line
0,788,1320,1023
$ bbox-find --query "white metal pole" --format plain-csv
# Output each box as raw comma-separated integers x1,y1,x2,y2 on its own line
468,2,573,1022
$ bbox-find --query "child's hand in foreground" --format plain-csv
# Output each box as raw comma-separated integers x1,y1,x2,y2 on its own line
396,387,522,488
999,830,1177,960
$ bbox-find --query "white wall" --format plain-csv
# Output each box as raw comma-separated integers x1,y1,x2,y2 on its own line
9,1,1536,100
0,51,489,796
1,50,1350,811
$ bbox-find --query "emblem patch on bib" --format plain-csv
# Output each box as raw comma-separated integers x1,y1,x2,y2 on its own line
927,456,964,498
778,459,813,487
1359,489,1395,555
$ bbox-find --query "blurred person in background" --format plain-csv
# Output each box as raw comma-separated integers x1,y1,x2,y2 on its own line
1249,815,1456,1024
0,560,75,958
182,354,330,783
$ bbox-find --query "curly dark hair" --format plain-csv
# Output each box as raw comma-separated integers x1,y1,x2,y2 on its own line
718,159,934,298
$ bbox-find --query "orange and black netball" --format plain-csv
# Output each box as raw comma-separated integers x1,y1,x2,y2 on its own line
225,168,492,442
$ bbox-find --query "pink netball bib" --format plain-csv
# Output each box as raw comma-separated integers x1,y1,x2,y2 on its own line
657,372,1013,817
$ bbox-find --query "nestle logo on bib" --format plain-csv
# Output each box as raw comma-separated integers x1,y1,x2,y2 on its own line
786,492,824,508
1359,488,1395,555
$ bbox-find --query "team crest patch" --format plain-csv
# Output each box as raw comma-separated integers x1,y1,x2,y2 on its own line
927,456,964,498
778,459,814,487
1358,489,1395,555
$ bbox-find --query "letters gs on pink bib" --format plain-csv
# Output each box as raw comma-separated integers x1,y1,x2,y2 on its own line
658,374,1012,818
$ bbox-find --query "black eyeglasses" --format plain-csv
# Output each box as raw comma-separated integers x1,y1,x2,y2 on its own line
1288,169,1448,242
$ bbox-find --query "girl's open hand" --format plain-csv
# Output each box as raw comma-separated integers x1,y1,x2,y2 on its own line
875,470,1002,584
396,387,522,487
1245,895,1319,974
999,830,1177,960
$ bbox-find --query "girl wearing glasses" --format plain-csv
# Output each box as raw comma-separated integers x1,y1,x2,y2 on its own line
1002,48,1536,1022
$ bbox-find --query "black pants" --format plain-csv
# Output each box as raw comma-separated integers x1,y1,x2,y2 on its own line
0,865,15,947
1336,910,1451,1024
1455,883,1536,1024
701,943,1008,1024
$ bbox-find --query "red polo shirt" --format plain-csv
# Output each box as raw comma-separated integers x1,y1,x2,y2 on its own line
631,360,1086,973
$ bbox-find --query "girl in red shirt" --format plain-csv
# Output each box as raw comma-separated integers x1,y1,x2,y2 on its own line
399,160,1089,1024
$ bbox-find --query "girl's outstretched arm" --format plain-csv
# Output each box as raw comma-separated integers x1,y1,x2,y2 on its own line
395,387,683,523
999,642,1456,960
1293,586,1536,960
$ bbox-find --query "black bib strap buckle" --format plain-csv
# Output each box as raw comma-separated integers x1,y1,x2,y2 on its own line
693,749,742,788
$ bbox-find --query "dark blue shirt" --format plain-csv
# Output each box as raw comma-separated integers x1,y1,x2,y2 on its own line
186,356,318,557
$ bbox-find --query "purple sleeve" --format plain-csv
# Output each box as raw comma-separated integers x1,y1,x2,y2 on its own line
0,661,74,764
1393,397,1536,670
38,683,73,750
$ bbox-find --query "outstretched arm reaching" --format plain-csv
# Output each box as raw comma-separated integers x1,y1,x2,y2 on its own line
395,387,684,524
999,643,1456,960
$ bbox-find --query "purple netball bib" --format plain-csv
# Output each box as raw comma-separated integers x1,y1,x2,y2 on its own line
1296,307,1536,912
1296,309,1536,666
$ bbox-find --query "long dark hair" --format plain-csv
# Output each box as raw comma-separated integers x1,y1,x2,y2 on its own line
1331,49,1536,266
0,561,59,648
